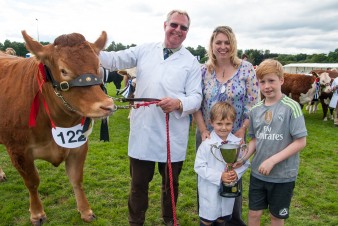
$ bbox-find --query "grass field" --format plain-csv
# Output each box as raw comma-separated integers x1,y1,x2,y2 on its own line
0,85,337,226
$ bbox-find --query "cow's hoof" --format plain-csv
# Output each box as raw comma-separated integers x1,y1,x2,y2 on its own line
0,169,6,182
0,175,7,182
30,216,47,226
80,210,96,222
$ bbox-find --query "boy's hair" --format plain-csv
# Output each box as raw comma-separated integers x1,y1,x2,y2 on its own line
255,59,284,80
210,102,236,122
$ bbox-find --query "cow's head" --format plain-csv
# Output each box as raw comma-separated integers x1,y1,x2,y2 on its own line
318,72,332,93
21,31,115,119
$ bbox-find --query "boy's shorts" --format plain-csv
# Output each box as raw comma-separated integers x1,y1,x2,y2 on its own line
249,175,295,219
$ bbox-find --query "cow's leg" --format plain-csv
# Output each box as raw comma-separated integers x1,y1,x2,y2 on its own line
0,167,6,181
321,99,328,121
330,108,334,120
314,101,319,113
305,103,310,111
10,153,47,225
65,147,95,222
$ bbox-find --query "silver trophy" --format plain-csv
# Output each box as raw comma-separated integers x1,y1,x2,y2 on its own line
210,142,248,197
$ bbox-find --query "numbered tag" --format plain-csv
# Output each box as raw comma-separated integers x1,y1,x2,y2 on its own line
52,124,87,148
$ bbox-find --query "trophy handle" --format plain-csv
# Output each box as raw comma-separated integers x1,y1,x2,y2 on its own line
237,144,248,163
210,144,224,163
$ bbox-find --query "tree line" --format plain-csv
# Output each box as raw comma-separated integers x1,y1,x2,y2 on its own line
1,39,337,66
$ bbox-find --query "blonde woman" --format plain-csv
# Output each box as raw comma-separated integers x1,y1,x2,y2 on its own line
194,26,259,226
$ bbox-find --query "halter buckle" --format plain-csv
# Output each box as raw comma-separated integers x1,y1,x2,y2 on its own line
60,81,70,91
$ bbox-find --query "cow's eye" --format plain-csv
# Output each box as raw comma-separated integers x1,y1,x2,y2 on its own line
61,69,67,75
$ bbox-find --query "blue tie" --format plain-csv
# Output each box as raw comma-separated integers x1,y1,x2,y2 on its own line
163,48,171,60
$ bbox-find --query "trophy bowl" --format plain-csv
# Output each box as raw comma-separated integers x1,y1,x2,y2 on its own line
211,143,247,198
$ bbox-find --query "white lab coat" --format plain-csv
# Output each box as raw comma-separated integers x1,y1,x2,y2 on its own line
194,131,250,220
329,77,338,109
100,42,202,162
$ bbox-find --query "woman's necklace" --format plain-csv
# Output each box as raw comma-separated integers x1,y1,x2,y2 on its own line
220,69,226,93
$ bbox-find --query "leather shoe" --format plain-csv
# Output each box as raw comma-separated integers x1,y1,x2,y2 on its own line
163,219,180,226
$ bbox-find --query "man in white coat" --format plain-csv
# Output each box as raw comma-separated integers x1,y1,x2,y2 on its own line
329,77,338,126
100,9,202,226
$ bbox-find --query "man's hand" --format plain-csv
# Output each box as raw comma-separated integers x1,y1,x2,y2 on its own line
157,97,181,113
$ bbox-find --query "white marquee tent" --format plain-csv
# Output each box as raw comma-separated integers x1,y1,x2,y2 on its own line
283,63,338,74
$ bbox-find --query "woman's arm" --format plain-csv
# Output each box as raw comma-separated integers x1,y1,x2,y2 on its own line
193,110,210,141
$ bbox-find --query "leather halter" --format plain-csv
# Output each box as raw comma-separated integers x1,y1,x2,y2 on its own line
43,64,103,91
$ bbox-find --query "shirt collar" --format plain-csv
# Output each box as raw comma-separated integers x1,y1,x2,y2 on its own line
162,43,181,53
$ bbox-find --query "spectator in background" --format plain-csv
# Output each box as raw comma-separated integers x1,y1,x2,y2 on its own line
5,47,16,55
241,54,248,61
100,9,202,226
193,25,259,226
329,76,338,126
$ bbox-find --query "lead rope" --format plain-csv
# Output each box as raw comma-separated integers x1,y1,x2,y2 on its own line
133,101,177,226
165,113,177,226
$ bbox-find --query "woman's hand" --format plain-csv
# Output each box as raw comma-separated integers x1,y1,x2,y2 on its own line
200,130,211,141
234,128,245,144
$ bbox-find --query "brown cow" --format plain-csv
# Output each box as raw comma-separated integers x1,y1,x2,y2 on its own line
281,72,331,106
0,31,115,225
308,70,338,120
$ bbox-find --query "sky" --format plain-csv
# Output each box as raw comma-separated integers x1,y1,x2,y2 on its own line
1,0,338,55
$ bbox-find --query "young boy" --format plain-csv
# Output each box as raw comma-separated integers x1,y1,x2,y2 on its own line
242,59,307,226
194,102,250,226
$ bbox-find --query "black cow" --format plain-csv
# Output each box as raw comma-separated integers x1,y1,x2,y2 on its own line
101,67,126,95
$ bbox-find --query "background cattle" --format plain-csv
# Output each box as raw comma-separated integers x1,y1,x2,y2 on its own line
99,67,137,141
281,72,332,121
308,70,338,120
281,72,331,105
0,31,114,225
100,67,129,95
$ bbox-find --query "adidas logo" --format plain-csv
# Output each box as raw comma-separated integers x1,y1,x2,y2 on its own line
279,208,288,216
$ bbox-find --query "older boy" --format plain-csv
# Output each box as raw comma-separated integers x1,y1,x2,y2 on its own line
241,59,307,226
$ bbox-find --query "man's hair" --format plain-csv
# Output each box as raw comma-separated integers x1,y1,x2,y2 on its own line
255,59,284,80
205,26,241,74
210,102,236,122
166,9,190,27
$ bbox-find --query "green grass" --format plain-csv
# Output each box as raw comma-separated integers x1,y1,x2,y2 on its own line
0,84,337,225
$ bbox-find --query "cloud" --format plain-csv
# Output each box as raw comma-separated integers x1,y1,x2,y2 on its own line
1,0,338,54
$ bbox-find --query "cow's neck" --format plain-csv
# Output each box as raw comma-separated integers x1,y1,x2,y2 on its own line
42,86,83,127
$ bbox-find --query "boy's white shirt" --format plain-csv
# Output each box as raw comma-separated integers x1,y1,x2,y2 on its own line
194,130,250,220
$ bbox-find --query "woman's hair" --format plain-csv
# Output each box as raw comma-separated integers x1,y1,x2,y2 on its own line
210,102,236,122
205,26,241,73
166,9,190,27
255,59,284,80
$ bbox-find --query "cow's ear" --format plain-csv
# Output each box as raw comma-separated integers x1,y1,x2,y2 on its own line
91,31,107,55
21,30,44,55
21,30,52,62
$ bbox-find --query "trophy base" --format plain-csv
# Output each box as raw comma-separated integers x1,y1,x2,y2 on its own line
219,181,241,198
